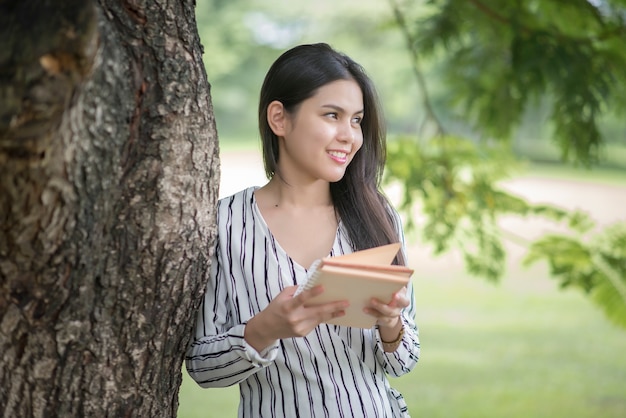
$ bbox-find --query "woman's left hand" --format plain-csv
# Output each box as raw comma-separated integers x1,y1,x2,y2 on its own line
364,287,409,329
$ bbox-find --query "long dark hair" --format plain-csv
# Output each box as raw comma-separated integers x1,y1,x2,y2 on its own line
258,43,405,265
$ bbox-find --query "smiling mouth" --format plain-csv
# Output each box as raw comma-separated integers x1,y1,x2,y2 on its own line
328,151,348,162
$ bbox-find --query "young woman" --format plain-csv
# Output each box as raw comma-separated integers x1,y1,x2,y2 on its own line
186,43,420,417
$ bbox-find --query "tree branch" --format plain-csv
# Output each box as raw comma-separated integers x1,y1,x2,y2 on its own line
388,0,445,137
468,0,625,44
467,0,510,25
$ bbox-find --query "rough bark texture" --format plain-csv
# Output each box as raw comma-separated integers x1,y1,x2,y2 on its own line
0,0,219,416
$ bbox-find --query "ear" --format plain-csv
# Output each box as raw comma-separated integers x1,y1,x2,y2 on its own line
267,100,287,137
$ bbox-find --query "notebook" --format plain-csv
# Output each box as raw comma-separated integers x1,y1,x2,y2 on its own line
295,243,413,328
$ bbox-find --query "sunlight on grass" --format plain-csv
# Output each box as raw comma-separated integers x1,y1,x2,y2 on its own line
393,255,626,418
178,375,239,418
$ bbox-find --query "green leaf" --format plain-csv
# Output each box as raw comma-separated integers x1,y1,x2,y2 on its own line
523,223,626,330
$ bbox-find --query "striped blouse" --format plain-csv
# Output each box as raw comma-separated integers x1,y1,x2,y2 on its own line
186,187,420,417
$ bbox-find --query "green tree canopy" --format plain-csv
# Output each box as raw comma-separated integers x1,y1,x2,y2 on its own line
402,0,626,165
386,0,626,330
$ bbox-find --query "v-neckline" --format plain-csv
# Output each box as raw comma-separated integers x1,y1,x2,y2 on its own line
250,187,341,271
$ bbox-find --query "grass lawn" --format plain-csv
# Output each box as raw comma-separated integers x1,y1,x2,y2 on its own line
391,254,626,418
178,252,626,418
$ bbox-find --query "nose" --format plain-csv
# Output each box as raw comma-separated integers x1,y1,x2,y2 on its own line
337,120,356,143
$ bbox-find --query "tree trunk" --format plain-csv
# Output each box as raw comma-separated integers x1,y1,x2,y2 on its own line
0,0,219,416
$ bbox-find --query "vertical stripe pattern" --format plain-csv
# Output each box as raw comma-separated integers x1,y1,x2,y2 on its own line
186,187,420,417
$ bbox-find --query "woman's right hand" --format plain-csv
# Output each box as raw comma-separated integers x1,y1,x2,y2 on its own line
244,285,349,352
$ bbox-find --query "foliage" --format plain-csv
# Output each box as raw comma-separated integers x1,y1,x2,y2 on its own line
385,136,588,281
403,0,626,166
386,0,626,330
524,222,626,329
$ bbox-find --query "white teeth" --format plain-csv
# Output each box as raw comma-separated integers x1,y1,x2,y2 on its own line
329,151,347,158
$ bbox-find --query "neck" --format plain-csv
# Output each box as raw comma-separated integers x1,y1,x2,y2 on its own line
265,176,332,209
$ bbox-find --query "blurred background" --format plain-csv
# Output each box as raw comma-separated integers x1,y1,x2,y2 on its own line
179,1,626,417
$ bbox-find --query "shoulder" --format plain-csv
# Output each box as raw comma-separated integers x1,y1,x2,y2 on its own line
217,186,258,211
215,187,260,231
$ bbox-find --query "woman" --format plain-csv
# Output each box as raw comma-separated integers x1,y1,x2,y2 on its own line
186,43,420,417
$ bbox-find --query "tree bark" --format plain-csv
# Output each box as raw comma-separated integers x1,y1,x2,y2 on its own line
0,0,219,416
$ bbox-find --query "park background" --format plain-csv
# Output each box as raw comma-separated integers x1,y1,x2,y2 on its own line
179,1,626,417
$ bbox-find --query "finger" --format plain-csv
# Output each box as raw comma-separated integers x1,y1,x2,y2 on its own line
369,297,398,312
389,287,408,307
299,286,351,308
363,308,397,328
289,285,324,308
312,299,349,313
364,306,397,320
312,301,349,323
396,287,408,297
373,292,410,310
283,285,300,297
387,297,399,309
362,307,380,318
371,289,404,310
388,295,410,310
366,301,404,320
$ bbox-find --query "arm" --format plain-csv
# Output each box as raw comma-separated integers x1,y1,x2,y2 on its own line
185,256,280,388
186,260,352,389
369,207,420,376
374,281,420,377
186,269,351,388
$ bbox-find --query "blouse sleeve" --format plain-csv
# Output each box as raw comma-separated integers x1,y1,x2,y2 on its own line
185,210,280,388
374,207,420,377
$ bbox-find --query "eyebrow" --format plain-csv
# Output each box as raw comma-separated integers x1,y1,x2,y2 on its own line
321,104,364,114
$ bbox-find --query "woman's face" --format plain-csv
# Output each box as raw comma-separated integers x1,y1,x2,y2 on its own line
277,79,364,184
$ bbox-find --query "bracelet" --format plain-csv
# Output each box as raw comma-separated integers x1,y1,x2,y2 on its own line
381,325,405,350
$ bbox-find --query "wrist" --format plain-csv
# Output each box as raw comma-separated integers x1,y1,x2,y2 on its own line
379,320,404,352
245,314,276,352
378,316,401,336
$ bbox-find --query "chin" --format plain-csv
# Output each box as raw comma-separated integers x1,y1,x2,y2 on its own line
327,173,347,183
320,165,350,183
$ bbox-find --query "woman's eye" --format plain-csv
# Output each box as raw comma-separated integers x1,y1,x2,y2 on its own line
325,112,338,119
352,116,363,124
